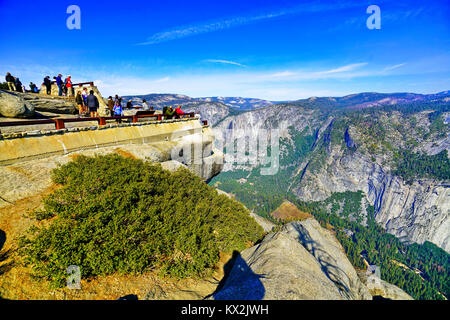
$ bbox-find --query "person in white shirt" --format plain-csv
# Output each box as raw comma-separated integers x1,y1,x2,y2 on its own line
142,99,149,111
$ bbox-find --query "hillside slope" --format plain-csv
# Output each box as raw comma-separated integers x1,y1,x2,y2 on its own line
209,96,450,252
213,218,411,300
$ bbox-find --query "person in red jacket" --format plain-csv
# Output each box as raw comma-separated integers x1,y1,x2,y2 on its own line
65,75,73,96
175,105,185,118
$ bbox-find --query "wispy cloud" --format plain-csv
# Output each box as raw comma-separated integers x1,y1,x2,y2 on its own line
204,59,247,67
383,63,406,72
137,12,287,45
154,76,171,83
317,63,368,74
269,71,297,78
137,1,366,45
261,63,369,81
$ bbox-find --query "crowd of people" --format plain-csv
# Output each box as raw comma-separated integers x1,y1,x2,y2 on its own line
163,105,185,119
4,72,192,122
75,89,100,117
5,72,25,93
4,72,75,96
47,74,74,96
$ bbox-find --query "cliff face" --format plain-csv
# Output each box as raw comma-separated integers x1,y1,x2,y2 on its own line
183,102,230,127
292,143,450,252
204,103,449,252
213,218,410,300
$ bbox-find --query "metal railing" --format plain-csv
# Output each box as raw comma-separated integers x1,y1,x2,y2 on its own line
0,113,198,131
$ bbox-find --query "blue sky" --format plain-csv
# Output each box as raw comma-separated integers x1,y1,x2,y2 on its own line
0,0,449,100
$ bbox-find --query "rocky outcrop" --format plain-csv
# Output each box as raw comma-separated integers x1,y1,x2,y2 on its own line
213,219,373,300
0,90,35,118
21,93,77,115
293,145,450,252
357,271,413,300
250,212,275,233
183,102,230,127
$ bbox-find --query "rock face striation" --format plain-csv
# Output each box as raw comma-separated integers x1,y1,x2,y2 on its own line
0,90,35,118
293,142,450,252
183,102,230,127
206,101,450,253
214,218,387,300
20,92,77,115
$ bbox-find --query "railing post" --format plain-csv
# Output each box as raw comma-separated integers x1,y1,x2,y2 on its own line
157,114,162,121
132,115,138,123
54,119,65,130
98,117,106,126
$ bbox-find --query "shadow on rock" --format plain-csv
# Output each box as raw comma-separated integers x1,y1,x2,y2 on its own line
211,250,265,300
0,229,13,276
117,294,139,300
0,229,5,251
292,223,353,299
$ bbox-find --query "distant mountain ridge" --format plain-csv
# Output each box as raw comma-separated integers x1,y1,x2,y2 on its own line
122,91,450,111
121,93,279,110
294,91,450,111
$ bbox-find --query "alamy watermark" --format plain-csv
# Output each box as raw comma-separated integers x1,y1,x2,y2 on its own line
170,127,280,175
66,265,81,289
366,265,382,290
367,5,381,30
66,5,81,30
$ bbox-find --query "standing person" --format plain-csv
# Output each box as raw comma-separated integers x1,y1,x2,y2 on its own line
15,77,23,93
126,100,133,109
142,99,149,111
113,100,123,123
55,74,63,96
75,91,85,117
43,76,51,95
82,87,88,105
29,82,37,93
107,96,114,116
86,90,99,117
65,75,73,96
5,73,16,91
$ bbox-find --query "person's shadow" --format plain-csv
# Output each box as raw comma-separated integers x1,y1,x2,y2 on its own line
211,250,265,300
0,229,5,252
0,229,12,276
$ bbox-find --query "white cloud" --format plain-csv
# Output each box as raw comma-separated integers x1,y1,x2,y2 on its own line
382,63,406,72
154,76,171,83
316,63,368,75
269,71,297,78
137,1,366,45
204,59,247,67
92,64,375,100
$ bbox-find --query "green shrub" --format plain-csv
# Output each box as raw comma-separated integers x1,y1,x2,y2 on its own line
19,154,263,287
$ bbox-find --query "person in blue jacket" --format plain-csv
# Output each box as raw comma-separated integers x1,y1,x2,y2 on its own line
55,74,63,96
113,100,123,123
